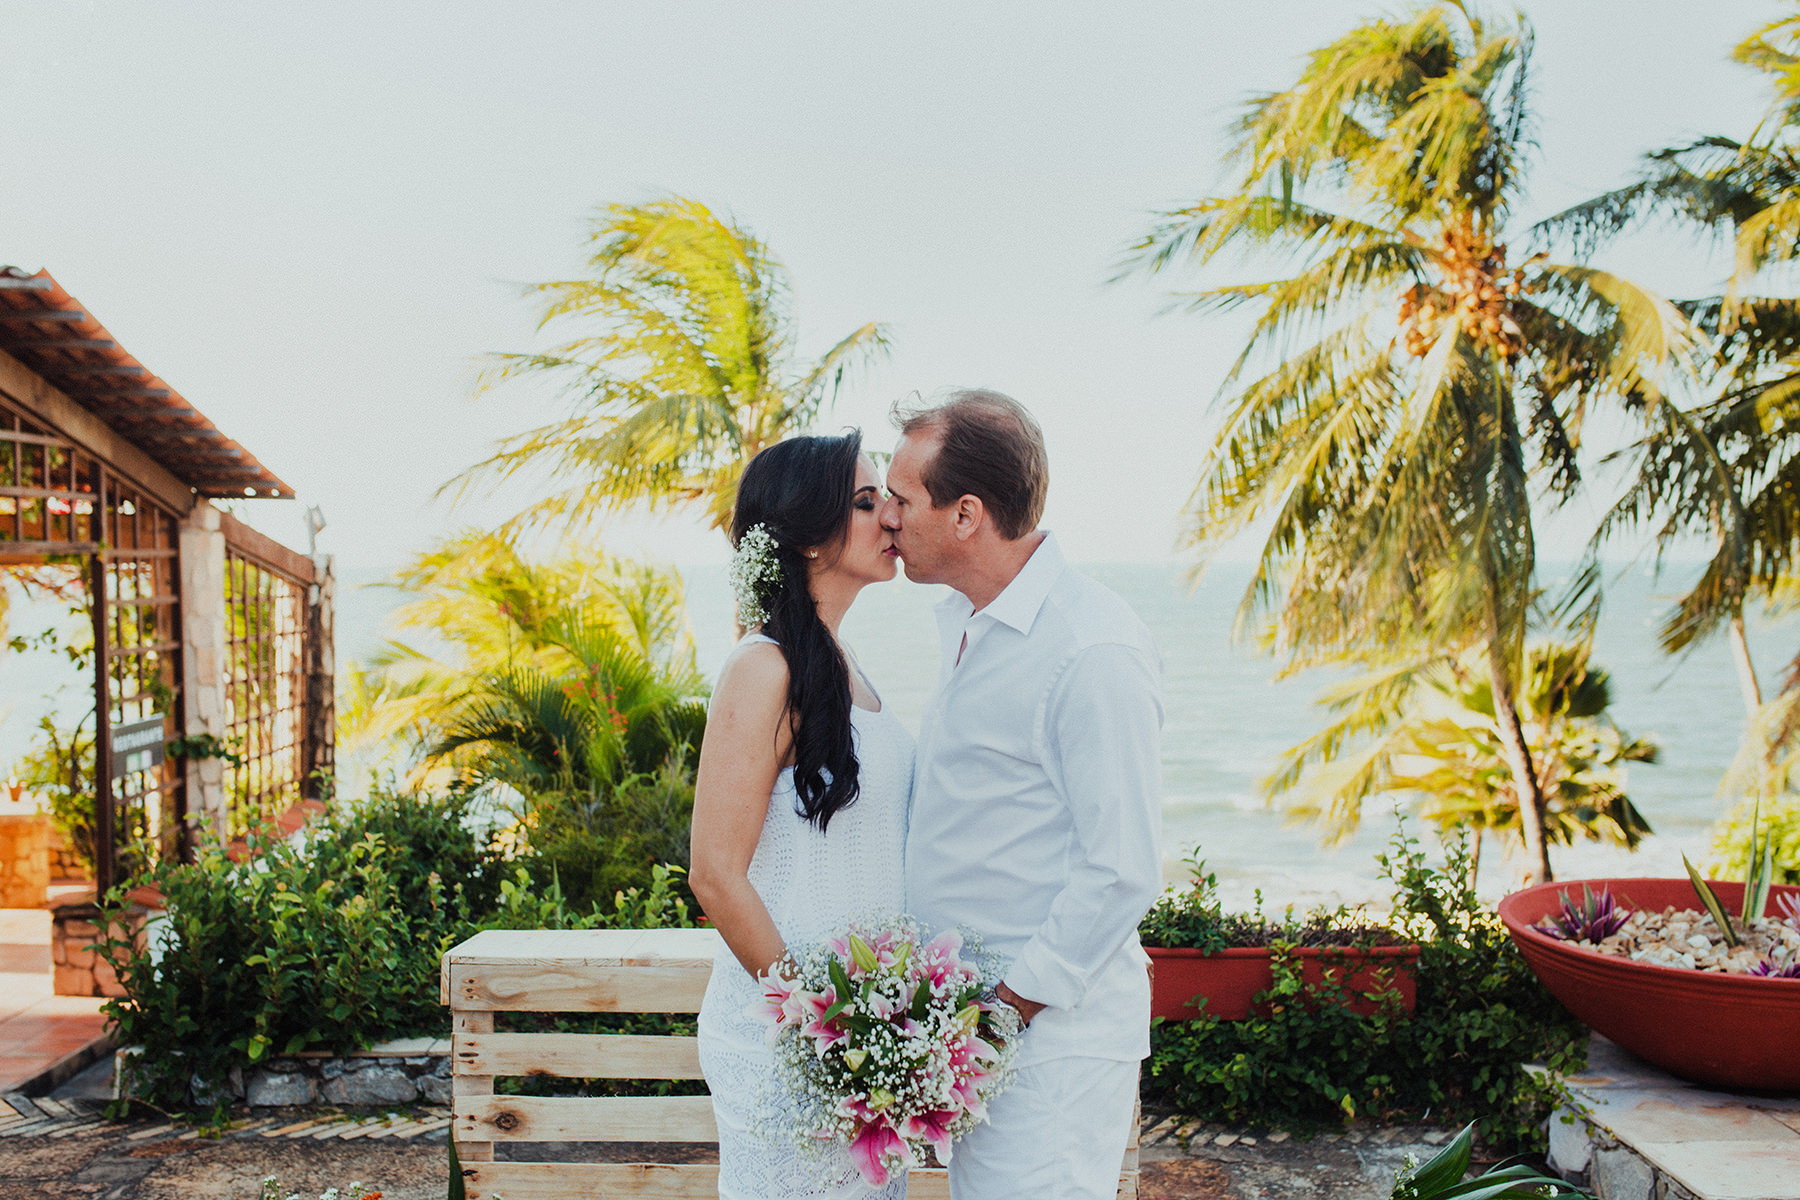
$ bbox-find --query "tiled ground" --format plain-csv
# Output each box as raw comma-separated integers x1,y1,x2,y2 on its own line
1554,1036,1800,1200
0,908,109,1093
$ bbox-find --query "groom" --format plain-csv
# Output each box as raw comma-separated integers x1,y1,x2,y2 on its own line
881,389,1164,1199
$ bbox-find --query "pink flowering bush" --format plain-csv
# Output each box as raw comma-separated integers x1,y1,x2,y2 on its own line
755,919,1022,1186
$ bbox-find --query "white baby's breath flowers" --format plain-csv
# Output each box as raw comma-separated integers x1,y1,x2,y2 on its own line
729,523,783,626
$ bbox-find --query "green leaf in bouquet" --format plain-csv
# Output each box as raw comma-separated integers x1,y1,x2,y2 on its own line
1684,853,1739,948
910,980,931,1021
828,956,853,1005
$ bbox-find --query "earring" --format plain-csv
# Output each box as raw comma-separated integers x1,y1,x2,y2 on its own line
806,550,818,559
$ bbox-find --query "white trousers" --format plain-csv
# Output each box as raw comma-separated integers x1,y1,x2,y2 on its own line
947,1056,1137,1200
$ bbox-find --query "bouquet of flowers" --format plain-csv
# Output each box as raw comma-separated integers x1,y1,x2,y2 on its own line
754,918,1023,1186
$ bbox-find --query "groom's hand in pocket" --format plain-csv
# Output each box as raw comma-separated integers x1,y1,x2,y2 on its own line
996,981,1046,1026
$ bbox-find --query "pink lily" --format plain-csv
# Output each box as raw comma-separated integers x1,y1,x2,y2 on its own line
848,1118,910,1186
949,1033,998,1068
799,992,850,1054
861,987,901,1021
751,968,801,1025
900,1109,960,1162
922,929,963,973
836,1095,881,1124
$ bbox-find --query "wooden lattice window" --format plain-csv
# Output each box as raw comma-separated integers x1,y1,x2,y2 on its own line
0,395,99,553
223,547,308,833
95,474,184,878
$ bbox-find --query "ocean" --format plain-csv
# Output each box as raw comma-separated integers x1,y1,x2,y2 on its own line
675,559,1785,909
2,557,1787,910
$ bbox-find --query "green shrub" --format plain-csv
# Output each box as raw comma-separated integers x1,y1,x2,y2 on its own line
1142,852,1408,950
1707,794,1800,885
1144,828,1585,1151
323,782,510,917
98,783,697,1116
519,759,696,913
99,829,442,1116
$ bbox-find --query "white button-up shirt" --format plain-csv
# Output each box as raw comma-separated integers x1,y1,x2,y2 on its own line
906,533,1164,1066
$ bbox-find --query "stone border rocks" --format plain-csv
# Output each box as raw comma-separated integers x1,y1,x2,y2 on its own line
118,1039,453,1109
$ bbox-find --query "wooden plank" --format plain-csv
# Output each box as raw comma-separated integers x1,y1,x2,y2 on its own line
0,348,194,516
451,962,711,1013
449,928,643,963
453,1012,494,1164
445,927,724,970
454,1095,717,1143
625,928,729,968
220,509,315,584
455,1033,704,1080
910,1169,950,1198
459,1162,717,1200
0,307,85,320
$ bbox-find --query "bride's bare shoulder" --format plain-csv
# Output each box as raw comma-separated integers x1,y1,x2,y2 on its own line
715,636,789,701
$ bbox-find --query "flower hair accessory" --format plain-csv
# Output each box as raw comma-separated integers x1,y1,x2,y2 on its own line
729,523,783,626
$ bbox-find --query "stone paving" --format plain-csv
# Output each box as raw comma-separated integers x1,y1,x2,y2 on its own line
0,1061,1461,1200
1,1075,455,1200
1136,1115,1464,1199
1547,1036,1800,1200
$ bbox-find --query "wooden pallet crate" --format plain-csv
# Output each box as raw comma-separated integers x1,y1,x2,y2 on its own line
442,927,1139,1198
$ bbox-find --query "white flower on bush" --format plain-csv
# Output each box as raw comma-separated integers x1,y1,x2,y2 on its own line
258,1176,383,1200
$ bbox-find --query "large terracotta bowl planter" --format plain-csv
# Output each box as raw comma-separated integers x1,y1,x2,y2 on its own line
1498,878,1800,1092
1147,944,1420,1021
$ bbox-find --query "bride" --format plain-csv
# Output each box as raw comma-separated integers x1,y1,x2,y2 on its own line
690,430,912,1199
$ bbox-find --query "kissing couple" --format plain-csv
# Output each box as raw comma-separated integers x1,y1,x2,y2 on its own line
689,388,1165,1199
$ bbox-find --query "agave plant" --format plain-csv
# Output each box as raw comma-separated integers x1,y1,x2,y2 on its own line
1684,794,1780,948
1391,1121,1589,1199
1535,885,1631,944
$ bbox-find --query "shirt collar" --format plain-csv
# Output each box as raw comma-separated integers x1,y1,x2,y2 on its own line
935,531,1063,635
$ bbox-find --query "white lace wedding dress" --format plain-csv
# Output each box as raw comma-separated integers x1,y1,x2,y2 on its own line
697,635,914,1199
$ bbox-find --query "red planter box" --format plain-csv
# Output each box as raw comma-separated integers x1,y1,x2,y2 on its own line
1147,944,1420,1021
1498,878,1800,1091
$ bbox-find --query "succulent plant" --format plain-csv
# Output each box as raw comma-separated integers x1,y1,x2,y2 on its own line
1748,953,1800,980
1777,892,1800,934
1535,884,1630,943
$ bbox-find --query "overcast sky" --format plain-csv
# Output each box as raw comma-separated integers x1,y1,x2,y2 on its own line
2,0,1783,573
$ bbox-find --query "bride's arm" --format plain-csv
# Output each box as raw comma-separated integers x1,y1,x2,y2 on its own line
689,642,794,979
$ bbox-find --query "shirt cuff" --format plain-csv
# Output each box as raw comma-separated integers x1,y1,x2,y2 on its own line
1003,941,1087,1011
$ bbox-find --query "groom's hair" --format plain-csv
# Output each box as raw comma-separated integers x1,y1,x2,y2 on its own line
892,388,1047,540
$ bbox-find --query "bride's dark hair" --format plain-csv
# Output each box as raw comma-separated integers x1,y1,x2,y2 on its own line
730,430,864,831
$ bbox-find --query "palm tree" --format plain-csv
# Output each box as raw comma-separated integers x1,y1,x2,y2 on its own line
340,531,705,787
447,196,891,534
1271,642,1656,885
1122,3,1700,882
1537,7,1800,719
431,617,707,796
